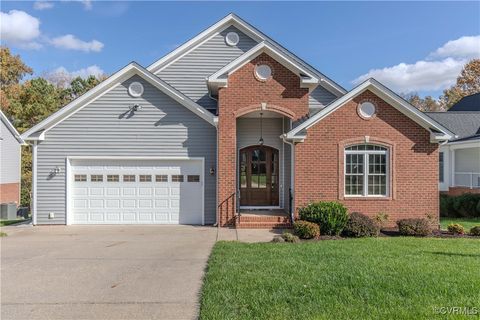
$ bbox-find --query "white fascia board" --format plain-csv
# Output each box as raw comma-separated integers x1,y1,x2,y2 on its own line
285,78,455,141
146,13,346,97
208,42,319,91
447,139,480,149
21,62,216,141
0,110,25,144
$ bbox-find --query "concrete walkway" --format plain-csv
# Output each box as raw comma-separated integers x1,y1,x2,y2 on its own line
1,225,217,320
216,227,285,243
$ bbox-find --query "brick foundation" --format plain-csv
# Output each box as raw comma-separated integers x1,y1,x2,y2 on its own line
0,182,20,204
445,187,480,196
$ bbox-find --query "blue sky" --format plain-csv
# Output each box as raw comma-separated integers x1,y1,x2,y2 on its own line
1,1,479,97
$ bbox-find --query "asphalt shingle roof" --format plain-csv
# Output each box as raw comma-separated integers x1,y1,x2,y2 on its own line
448,93,480,111
426,111,480,141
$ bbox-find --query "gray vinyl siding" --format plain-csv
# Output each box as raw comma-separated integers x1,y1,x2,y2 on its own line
309,86,337,114
36,75,217,225
236,117,286,208
0,118,21,185
156,26,258,111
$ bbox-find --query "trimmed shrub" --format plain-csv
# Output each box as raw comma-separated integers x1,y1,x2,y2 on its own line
299,201,348,236
343,212,379,237
470,226,480,236
281,232,300,243
374,212,390,229
293,220,320,239
440,193,480,218
397,218,432,236
447,223,465,235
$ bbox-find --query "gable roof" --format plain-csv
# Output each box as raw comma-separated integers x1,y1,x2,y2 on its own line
448,93,480,112
207,41,319,94
0,110,24,144
426,111,480,141
21,62,217,141
284,78,455,143
147,13,346,97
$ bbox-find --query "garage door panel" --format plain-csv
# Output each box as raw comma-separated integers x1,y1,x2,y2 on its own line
70,159,203,225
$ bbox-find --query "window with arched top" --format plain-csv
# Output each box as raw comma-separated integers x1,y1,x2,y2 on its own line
345,144,389,197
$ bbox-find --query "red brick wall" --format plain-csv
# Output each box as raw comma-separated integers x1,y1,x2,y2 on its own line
295,90,439,226
446,187,480,196
0,182,20,204
217,53,309,226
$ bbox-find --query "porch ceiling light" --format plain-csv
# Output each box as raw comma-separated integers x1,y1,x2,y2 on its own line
258,112,264,145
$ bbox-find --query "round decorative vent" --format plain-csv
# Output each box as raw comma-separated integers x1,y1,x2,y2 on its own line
128,82,144,98
255,64,272,81
225,32,239,46
358,102,376,119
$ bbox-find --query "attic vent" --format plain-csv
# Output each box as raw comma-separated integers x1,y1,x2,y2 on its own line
225,32,239,46
128,82,144,98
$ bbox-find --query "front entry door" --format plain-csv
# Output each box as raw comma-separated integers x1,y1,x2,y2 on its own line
239,146,279,206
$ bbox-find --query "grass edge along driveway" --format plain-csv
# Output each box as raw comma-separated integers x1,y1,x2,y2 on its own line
200,237,480,320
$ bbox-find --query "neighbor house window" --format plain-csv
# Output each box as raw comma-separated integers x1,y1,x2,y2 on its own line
345,144,388,197
439,152,444,183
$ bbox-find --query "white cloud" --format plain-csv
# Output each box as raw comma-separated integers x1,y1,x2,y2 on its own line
33,1,54,10
81,0,93,10
50,34,104,52
45,65,105,87
352,35,480,93
429,35,480,60
0,10,42,49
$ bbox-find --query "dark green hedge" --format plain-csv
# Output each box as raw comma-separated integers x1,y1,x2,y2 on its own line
440,193,480,218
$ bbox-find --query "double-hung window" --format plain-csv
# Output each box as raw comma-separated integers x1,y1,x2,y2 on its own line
345,144,388,197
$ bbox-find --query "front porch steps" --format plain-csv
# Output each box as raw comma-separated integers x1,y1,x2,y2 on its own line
236,209,292,229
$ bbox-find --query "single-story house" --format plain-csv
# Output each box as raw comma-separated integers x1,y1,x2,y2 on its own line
1,110,24,205
427,93,480,196
21,14,454,228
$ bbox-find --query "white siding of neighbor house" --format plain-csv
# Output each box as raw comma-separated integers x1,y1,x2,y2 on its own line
236,117,291,208
455,147,480,173
0,117,21,185
36,75,217,225
156,26,258,111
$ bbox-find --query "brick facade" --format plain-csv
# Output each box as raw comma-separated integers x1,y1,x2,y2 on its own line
445,187,480,196
295,90,439,227
217,53,309,226
0,182,20,204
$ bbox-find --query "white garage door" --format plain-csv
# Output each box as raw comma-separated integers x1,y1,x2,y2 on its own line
69,159,203,225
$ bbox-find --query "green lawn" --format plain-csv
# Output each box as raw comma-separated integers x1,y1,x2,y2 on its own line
200,238,480,320
440,217,480,231
0,219,24,227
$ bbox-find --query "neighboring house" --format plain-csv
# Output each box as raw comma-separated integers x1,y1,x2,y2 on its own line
1,111,24,205
427,93,480,196
21,14,453,228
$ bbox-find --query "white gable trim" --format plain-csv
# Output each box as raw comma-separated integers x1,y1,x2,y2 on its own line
207,41,319,93
0,110,24,144
147,13,346,97
285,78,455,143
21,62,216,141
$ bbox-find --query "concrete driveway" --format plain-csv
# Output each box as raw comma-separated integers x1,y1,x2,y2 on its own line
1,225,217,320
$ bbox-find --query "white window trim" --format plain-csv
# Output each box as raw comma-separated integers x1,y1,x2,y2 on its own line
344,147,389,198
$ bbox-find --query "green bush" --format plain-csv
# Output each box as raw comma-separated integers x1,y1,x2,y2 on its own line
343,212,379,237
397,218,432,237
281,232,300,243
293,220,320,239
299,201,348,236
440,193,480,218
447,223,465,235
470,226,480,236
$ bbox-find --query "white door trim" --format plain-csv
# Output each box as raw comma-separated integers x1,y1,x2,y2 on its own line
66,156,205,225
